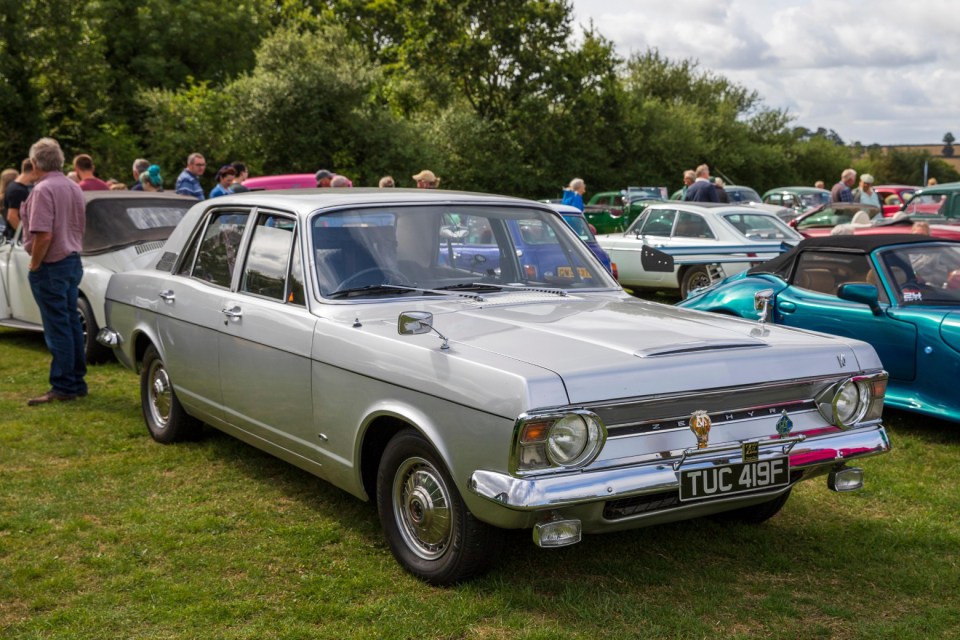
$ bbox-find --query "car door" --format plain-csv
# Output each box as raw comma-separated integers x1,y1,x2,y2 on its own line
635,208,679,285
217,210,317,458
775,250,917,381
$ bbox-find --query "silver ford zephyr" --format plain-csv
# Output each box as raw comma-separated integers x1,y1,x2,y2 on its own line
99,189,891,584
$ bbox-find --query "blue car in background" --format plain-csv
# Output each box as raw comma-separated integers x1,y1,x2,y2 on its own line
679,234,960,423
549,203,614,276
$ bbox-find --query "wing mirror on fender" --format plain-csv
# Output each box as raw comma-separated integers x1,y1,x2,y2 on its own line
398,311,450,350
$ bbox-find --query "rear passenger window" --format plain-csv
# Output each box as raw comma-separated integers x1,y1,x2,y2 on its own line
189,210,250,288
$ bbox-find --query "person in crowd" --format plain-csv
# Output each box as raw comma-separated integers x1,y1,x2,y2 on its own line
928,177,938,186
379,176,395,188
680,170,695,199
685,164,719,202
4,158,34,238
413,169,440,189
175,153,206,200
912,221,931,235
106,178,127,191
713,177,730,203
209,165,236,198
130,158,150,191
330,175,352,188
230,162,250,192
20,137,88,405
814,180,825,189
139,165,164,192
831,168,857,203
561,177,585,210
852,174,880,207
73,154,110,191
1,168,18,236
66,171,80,183
315,169,334,188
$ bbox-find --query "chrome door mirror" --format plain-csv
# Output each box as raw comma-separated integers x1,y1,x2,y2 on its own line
398,311,449,349
754,288,774,327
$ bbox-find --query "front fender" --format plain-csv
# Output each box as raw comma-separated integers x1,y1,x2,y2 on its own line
678,273,789,319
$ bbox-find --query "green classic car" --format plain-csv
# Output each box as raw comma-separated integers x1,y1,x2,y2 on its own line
762,186,832,214
584,188,665,235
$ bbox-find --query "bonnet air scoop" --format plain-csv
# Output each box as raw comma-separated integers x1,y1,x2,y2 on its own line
634,338,768,358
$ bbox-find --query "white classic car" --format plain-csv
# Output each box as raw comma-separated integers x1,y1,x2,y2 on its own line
597,202,803,297
99,189,890,584
0,191,195,362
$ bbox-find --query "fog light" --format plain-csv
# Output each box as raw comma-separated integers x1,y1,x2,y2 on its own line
828,467,864,492
533,519,582,548
96,327,121,348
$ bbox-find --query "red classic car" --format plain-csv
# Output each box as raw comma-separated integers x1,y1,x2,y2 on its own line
791,203,960,240
874,185,918,216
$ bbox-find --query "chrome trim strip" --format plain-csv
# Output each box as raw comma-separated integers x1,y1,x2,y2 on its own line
468,426,889,511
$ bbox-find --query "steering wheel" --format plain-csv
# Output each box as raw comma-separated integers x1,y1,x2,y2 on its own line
336,267,411,291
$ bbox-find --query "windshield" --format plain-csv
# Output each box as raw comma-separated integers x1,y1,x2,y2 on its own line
83,198,193,254
311,205,618,298
796,206,881,229
902,194,947,216
561,214,596,242
727,188,761,203
801,192,831,208
720,212,801,241
880,244,960,306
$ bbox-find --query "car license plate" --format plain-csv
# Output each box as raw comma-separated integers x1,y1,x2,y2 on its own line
556,266,592,279
679,456,789,502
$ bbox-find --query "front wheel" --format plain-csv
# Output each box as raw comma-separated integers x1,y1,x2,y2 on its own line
140,344,201,443
680,265,711,298
377,429,502,585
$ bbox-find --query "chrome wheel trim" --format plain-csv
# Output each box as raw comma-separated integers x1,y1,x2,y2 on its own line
147,360,172,430
392,456,453,560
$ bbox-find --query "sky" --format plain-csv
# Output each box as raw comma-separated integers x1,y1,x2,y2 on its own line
568,0,959,146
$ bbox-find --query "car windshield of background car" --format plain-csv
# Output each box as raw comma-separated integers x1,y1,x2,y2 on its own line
802,192,831,208
728,189,761,203
310,205,617,298
882,245,960,306
721,213,800,240
561,214,595,242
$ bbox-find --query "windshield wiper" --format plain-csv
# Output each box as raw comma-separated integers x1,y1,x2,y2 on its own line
434,283,504,292
327,284,420,299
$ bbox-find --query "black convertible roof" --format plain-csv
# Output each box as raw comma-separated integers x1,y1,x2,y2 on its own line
748,234,945,274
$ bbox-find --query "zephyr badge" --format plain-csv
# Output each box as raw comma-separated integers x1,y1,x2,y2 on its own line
689,410,712,449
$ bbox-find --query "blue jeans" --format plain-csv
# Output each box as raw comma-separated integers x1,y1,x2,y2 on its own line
28,253,87,396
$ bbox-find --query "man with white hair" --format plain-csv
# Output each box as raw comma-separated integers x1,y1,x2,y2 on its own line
684,164,719,202
130,158,150,191
831,168,857,203
20,137,88,405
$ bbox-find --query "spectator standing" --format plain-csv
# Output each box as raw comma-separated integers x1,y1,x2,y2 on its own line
3,158,34,238
209,165,236,198
713,177,730,203
561,177,585,210
230,162,250,192
20,137,88,405
684,164,719,202
680,170,695,199
175,153,206,200
912,221,930,235
330,175,352,188
852,174,880,207
139,165,164,192
1,168,17,236
378,176,395,188
73,154,109,191
831,169,857,203
315,169,334,188
814,180,825,189
413,169,440,189
130,158,150,191
928,177,938,187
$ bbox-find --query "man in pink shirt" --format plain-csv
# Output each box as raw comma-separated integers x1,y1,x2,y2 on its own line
21,137,88,405
73,154,109,191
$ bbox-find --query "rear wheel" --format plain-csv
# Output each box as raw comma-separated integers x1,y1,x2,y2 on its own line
77,297,112,364
140,344,201,443
377,429,502,585
680,266,711,298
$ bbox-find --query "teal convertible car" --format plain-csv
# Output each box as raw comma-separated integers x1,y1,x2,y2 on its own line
680,235,960,423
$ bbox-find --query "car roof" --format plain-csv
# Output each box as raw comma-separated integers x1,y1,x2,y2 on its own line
646,201,773,214
83,191,196,203
762,186,829,195
911,181,960,196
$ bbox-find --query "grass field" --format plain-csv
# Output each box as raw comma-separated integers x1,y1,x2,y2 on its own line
1,326,959,639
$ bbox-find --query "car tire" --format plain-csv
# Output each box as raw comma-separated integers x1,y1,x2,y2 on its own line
715,488,792,525
377,429,502,585
680,266,711,298
140,344,201,444
77,296,112,364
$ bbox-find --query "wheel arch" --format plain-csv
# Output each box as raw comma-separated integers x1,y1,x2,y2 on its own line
359,414,419,500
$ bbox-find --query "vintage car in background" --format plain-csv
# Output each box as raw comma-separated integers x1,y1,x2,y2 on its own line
597,202,802,296
550,203,615,276
0,191,194,362
584,188,665,235
671,184,762,203
874,185,917,216
99,189,890,584
902,182,960,219
681,235,960,423
242,173,317,190
790,203,960,240
762,186,832,214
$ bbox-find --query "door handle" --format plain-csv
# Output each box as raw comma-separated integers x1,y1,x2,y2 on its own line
158,290,175,302
778,301,797,313
221,305,243,319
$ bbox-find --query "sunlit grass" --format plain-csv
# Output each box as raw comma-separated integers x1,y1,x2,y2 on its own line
1,327,958,639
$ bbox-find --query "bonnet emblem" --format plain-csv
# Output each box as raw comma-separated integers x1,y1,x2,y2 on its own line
837,353,846,368
689,410,712,449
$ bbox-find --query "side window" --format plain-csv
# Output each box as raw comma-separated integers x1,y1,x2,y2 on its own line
189,210,250,287
240,212,295,301
673,212,714,239
640,209,676,236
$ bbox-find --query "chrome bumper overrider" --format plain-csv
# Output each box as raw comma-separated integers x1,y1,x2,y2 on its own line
468,425,890,511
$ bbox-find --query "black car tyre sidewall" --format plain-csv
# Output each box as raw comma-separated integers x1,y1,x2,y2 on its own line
77,296,112,364
140,344,201,444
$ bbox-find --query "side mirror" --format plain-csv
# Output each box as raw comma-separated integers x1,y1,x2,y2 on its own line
837,283,881,315
398,311,449,349
754,288,774,326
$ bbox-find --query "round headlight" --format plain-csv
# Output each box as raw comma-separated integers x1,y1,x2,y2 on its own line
547,415,588,465
834,380,867,427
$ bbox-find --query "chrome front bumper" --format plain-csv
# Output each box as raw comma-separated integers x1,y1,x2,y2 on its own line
468,425,890,511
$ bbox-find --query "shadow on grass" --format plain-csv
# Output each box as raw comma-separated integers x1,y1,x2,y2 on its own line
883,407,960,445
